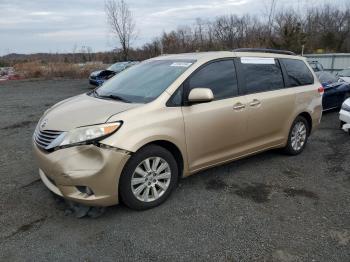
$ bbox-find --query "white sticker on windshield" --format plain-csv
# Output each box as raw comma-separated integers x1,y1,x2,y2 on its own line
241,57,275,64
170,62,193,67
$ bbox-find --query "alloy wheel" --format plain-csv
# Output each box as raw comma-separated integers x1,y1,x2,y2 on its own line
131,157,171,202
291,121,307,151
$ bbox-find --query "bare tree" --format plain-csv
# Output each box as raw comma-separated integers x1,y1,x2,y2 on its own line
105,0,136,61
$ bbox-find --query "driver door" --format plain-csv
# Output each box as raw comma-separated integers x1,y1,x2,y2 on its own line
181,59,248,172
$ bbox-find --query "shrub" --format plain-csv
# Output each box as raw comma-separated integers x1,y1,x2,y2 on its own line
13,61,106,79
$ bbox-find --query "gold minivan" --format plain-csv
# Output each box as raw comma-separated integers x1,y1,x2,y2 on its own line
33,49,323,210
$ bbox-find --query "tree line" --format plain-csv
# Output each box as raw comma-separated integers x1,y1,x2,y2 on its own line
134,4,350,60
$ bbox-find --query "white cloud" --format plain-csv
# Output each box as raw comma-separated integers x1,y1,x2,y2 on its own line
150,0,248,17
29,11,54,16
37,29,105,38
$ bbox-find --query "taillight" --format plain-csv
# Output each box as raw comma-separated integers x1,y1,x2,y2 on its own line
318,86,324,94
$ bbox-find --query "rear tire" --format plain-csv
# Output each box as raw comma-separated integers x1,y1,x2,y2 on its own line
284,116,310,155
119,145,178,210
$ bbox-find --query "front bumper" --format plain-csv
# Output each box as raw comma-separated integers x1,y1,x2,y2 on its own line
340,109,350,124
33,143,130,206
340,109,350,132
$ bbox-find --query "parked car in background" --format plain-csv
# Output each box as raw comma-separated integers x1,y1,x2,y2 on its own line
337,67,350,83
340,98,350,134
316,71,350,110
89,61,139,86
308,61,324,72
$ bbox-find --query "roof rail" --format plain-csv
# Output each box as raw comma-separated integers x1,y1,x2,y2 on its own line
233,48,296,56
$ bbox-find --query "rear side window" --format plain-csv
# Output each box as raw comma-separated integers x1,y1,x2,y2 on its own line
188,60,238,100
240,57,284,94
281,58,314,87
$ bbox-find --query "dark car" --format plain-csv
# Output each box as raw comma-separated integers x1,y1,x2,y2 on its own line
316,71,350,110
89,61,139,86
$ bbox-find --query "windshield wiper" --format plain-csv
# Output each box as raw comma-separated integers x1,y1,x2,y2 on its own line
98,94,131,103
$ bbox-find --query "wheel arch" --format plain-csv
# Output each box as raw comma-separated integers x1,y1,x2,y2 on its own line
136,140,185,178
298,112,313,135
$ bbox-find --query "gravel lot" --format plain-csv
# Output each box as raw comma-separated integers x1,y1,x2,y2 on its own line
0,79,349,262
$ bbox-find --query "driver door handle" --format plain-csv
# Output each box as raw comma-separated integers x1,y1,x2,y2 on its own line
249,99,261,107
233,103,246,111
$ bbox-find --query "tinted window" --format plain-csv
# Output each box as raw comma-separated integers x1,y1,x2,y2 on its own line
188,60,238,100
97,59,195,103
281,58,314,87
240,57,284,94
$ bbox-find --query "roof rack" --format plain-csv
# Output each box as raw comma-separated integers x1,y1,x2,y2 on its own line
233,48,296,56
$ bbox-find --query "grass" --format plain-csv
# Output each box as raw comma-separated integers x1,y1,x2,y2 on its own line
13,61,106,79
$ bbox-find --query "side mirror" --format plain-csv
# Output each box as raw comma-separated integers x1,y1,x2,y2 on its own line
188,88,214,104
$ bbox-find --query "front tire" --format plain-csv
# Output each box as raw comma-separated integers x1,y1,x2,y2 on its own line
119,145,178,210
284,116,310,155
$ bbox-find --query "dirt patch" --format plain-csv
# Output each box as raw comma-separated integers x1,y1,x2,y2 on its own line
283,167,303,178
283,188,319,200
330,230,350,246
7,217,46,239
205,178,275,204
233,183,272,203
206,179,319,204
20,178,41,189
205,178,229,190
1,120,35,130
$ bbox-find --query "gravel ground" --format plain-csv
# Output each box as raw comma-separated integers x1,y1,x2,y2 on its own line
0,79,349,262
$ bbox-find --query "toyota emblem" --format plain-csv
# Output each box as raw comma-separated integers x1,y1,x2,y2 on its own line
40,119,48,130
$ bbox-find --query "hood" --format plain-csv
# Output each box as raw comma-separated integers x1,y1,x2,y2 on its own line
42,94,141,131
90,70,103,77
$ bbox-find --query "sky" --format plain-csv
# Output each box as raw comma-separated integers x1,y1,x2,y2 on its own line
0,0,347,56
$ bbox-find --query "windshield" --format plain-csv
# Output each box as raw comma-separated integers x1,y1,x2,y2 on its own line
339,69,350,77
97,59,195,103
108,62,129,72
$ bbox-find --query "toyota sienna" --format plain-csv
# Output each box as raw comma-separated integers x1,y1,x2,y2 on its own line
33,49,323,210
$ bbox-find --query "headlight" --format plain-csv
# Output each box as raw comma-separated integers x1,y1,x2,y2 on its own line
342,103,350,112
60,122,122,147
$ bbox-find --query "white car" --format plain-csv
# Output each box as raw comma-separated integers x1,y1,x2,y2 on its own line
340,98,350,133
337,68,350,83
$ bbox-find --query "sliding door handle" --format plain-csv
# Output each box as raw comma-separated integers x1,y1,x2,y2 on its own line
249,99,261,107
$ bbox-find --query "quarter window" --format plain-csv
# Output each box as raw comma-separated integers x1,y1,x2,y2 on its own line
188,60,238,100
240,57,284,94
281,58,314,87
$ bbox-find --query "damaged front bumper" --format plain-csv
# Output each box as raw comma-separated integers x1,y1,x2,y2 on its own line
33,143,130,206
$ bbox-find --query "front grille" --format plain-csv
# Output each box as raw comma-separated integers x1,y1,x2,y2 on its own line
34,129,63,150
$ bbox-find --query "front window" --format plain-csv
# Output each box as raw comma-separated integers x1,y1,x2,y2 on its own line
187,60,238,100
96,59,195,103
